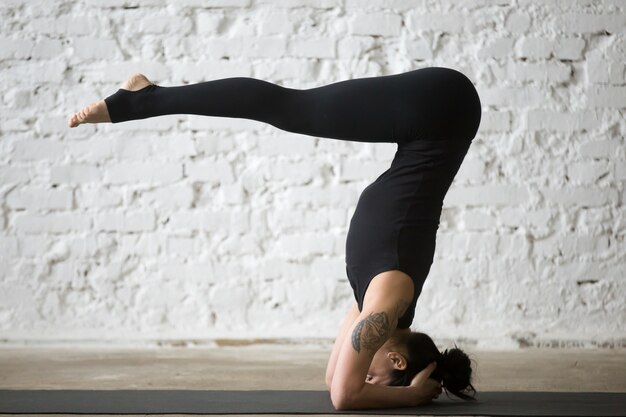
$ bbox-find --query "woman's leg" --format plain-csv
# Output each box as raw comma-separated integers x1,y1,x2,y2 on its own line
100,73,410,144
70,68,481,144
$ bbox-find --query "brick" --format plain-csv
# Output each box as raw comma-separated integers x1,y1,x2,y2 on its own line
567,161,610,183
341,159,390,181
587,57,626,84
351,12,402,37
170,60,253,82
87,61,170,85
165,236,198,257
479,111,511,132
554,37,586,61
6,187,73,210
444,184,530,206
478,37,515,59
50,165,101,184
283,184,359,207
0,236,19,261
268,208,346,232
72,38,119,60
76,187,123,209
169,209,250,234
95,211,156,232
30,16,97,35
256,133,316,156
258,11,294,36
31,39,64,59
345,0,417,10
163,261,216,284
256,0,338,7
505,12,531,34
498,207,552,229
217,183,246,205
338,36,376,59
456,157,486,183
409,12,489,34
461,209,495,230
0,166,31,183
36,116,78,136
497,233,530,258
554,13,626,34
242,37,287,58
138,16,193,35
508,61,572,83
4,88,32,111
196,12,223,34
2,61,65,84
516,36,553,59
575,207,614,234
254,59,318,83
174,0,252,8
265,160,319,184
0,38,34,59
405,38,433,60
480,87,545,107
437,232,499,259
105,163,183,184
111,136,152,159
186,160,235,184
287,38,335,58
526,110,602,132
139,184,194,209
272,232,337,259
309,256,344,279
542,187,618,207
12,139,65,161
579,139,623,158
117,233,164,257
13,213,91,234
560,235,611,259
0,284,33,308
66,139,114,163
553,261,619,282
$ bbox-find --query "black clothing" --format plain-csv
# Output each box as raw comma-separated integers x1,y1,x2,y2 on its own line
104,66,482,329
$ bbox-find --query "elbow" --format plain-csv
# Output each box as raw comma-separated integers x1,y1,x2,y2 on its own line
330,389,351,411
330,386,360,411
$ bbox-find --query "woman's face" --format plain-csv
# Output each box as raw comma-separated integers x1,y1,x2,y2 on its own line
366,346,408,385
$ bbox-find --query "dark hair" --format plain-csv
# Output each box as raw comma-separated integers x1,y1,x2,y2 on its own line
386,331,477,401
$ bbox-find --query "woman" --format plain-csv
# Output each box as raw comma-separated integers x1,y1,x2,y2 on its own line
69,67,480,410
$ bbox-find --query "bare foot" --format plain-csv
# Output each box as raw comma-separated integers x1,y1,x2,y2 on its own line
68,73,155,128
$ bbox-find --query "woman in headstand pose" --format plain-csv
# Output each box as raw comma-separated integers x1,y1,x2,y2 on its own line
69,66,481,410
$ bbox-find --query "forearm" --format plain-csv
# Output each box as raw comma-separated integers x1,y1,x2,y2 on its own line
343,383,426,410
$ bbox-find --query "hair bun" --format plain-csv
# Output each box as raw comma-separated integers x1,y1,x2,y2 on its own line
439,345,477,401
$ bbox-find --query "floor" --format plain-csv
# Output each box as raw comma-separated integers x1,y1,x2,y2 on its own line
1,344,625,416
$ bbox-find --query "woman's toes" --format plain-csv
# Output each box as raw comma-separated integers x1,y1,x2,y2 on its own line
68,100,111,128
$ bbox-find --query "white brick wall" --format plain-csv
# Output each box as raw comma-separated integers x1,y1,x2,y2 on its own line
1,0,624,349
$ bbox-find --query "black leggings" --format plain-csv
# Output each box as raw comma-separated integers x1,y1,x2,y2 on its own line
104,66,482,328
104,66,481,145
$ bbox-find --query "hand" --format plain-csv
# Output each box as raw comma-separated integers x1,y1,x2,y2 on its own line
409,362,443,405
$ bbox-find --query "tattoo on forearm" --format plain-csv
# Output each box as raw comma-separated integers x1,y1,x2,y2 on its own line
351,312,390,354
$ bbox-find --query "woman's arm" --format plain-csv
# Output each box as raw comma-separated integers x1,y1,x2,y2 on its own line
329,271,420,410
326,302,361,390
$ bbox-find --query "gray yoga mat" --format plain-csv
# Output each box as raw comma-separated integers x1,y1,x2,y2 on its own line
0,389,625,416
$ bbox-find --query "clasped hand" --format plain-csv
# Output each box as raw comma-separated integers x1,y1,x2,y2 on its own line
409,362,443,405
